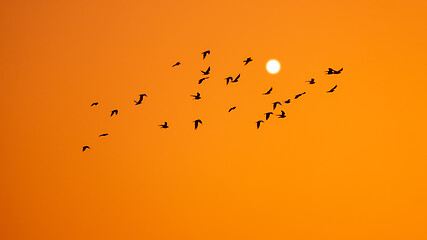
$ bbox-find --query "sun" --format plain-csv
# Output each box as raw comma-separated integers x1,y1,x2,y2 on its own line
266,59,280,74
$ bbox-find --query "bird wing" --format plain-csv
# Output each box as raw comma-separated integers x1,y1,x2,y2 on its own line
332,85,337,90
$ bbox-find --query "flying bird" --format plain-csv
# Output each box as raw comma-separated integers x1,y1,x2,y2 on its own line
231,74,240,83
191,92,201,100
265,112,273,120
325,68,343,75
134,94,147,105
306,78,315,84
110,109,118,116
277,110,286,118
284,99,291,104
327,85,338,93
172,62,181,67
99,133,108,137
201,66,210,75
273,101,282,110
263,87,273,95
159,122,169,128
225,77,233,85
90,102,98,107
202,50,210,59
243,57,253,65
295,92,306,99
198,77,209,84
194,119,203,130
256,120,264,129
228,106,236,112
82,146,90,152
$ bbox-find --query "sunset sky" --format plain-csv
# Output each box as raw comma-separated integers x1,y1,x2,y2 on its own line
1,0,427,239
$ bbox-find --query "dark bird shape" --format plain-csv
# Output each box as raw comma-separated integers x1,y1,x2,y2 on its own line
327,85,338,93
256,120,264,129
325,68,343,75
172,62,181,67
225,77,233,85
110,109,118,116
194,119,203,130
231,74,240,83
159,122,169,129
277,110,286,118
243,57,253,65
273,101,282,110
134,94,147,105
191,92,201,100
202,50,210,59
198,77,209,84
82,146,90,152
99,133,108,137
265,112,273,120
228,106,236,112
295,92,306,99
306,78,315,84
263,87,273,95
201,66,210,75
284,99,291,104
91,102,98,107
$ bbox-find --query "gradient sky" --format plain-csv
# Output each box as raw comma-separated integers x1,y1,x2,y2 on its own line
1,0,427,239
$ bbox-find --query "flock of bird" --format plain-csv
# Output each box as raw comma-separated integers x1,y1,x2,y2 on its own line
82,50,342,151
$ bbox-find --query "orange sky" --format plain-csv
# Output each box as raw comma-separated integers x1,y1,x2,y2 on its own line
1,0,427,239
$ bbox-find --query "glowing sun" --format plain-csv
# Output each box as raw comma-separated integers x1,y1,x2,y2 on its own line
266,59,280,74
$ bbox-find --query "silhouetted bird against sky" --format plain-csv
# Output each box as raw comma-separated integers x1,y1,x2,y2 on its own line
228,106,236,112
327,85,338,93
256,120,264,129
202,50,210,59
306,78,315,84
172,62,181,67
265,112,273,120
159,122,169,128
201,66,210,75
231,74,240,83
295,92,306,99
225,77,233,85
191,92,201,100
277,110,286,118
263,87,273,95
91,102,98,107
194,119,202,130
325,68,343,75
110,109,118,116
199,77,209,84
243,57,253,65
273,101,282,110
82,146,90,152
284,99,291,104
99,133,108,137
134,94,147,105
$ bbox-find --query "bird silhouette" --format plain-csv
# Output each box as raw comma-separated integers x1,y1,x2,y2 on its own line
231,74,240,83
202,50,210,59
198,77,209,84
277,110,286,118
99,133,108,137
327,85,337,93
243,57,253,65
325,68,343,75
306,78,315,84
134,94,147,105
265,112,273,120
159,122,169,128
172,62,181,67
284,99,291,104
295,92,306,99
256,120,264,129
201,66,210,75
110,109,118,116
273,101,282,110
228,106,236,112
194,119,203,130
191,92,201,100
225,77,233,85
263,87,273,95
91,102,98,107
82,146,90,152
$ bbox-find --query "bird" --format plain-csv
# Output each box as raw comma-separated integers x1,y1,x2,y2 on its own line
243,57,253,65
90,102,98,107
99,133,108,137
284,99,291,104
295,92,306,99
327,85,338,93
277,110,286,118
134,94,147,105
194,119,202,130
256,120,264,129
202,50,210,59
201,66,210,75
325,68,343,75
306,78,315,84
159,122,169,128
172,62,181,67
198,77,209,84
231,74,240,83
228,106,236,112
263,87,273,95
110,109,118,116
82,146,90,152
225,77,233,85
273,101,282,110
191,92,201,100
265,112,273,120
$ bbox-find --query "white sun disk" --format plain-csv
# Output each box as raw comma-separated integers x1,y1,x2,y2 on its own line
266,60,280,74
